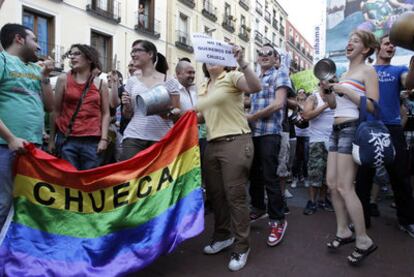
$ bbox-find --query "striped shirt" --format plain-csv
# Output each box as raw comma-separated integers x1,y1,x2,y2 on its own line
123,76,177,141
250,66,292,137
335,79,366,119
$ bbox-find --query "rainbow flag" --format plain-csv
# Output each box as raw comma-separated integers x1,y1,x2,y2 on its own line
0,112,204,276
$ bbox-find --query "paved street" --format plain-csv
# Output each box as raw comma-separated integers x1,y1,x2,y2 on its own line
134,187,414,277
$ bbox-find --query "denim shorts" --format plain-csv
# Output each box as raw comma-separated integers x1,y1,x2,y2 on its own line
328,125,357,154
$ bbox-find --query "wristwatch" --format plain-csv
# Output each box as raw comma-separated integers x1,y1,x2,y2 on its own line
41,77,51,85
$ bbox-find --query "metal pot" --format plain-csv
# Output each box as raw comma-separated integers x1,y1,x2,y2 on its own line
390,11,414,51
313,58,337,81
136,85,172,116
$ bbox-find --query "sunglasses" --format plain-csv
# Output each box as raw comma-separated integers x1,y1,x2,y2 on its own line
257,50,276,57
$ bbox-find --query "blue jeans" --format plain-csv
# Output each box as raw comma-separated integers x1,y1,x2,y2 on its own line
56,133,102,170
0,145,15,230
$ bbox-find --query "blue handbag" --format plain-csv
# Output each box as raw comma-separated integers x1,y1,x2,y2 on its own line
352,96,395,167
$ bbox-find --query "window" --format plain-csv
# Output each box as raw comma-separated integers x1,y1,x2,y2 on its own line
178,13,189,35
91,30,113,72
224,2,231,16
241,15,246,27
224,37,231,43
272,33,276,44
22,9,55,57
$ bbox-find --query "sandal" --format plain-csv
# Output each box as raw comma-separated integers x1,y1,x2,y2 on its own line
326,236,355,249
347,244,378,266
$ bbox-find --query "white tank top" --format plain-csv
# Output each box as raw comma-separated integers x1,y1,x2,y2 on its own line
334,79,365,119
309,92,335,143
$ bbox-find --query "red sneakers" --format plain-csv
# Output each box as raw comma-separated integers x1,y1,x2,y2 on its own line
267,220,288,246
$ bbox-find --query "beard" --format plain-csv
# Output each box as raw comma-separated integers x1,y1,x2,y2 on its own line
21,45,39,63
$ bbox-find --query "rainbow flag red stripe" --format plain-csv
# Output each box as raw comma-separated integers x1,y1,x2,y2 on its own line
0,112,204,276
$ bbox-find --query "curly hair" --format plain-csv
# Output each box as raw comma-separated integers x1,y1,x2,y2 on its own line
64,44,102,71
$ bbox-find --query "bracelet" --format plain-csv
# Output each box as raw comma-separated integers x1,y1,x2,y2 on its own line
240,64,249,71
100,138,109,142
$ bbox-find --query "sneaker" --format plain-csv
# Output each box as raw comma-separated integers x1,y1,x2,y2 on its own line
399,224,414,239
303,200,317,215
369,203,380,217
318,199,335,212
249,211,267,222
228,249,250,271
203,237,235,255
284,206,290,215
291,178,298,188
284,189,293,199
267,220,288,246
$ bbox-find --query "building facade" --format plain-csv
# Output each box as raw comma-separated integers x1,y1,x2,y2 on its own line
0,0,168,78
285,19,314,72
250,0,288,69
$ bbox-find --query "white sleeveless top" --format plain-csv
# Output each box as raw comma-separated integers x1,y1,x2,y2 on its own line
334,79,365,119
309,92,335,143
123,76,178,141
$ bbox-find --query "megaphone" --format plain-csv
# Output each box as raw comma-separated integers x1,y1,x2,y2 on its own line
390,12,414,51
313,58,337,81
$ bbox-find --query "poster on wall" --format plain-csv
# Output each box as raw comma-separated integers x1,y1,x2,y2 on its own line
325,0,413,71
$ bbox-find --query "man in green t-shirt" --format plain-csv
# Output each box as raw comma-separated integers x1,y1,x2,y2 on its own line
0,23,54,231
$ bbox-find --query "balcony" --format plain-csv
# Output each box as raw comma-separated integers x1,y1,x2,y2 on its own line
296,42,301,49
264,37,271,45
134,12,161,39
279,25,285,36
272,18,278,29
175,31,194,53
178,0,195,9
202,1,217,22
265,11,271,23
239,0,249,11
238,25,250,42
86,0,121,24
222,15,235,33
254,30,263,46
256,1,263,15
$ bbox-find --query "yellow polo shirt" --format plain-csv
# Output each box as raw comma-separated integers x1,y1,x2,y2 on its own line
197,71,251,141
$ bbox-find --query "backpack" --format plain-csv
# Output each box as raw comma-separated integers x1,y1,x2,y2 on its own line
352,96,395,167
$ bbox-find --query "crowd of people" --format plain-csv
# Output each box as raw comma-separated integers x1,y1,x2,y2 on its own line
0,22,414,272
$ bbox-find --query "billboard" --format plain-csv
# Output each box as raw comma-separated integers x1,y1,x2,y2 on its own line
326,0,413,72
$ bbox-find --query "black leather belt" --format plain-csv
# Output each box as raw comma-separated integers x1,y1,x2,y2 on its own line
209,133,250,143
332,120,359,132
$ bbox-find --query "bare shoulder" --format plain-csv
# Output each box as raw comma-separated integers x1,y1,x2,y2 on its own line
362,64,377,75
57,73,67,82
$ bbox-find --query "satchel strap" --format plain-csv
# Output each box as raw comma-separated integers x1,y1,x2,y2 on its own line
64,75,94,137
358,96,381,122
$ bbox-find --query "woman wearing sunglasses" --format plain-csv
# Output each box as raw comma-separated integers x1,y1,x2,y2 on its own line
195,45,261,271
322,30,379,265
49,44,110,170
